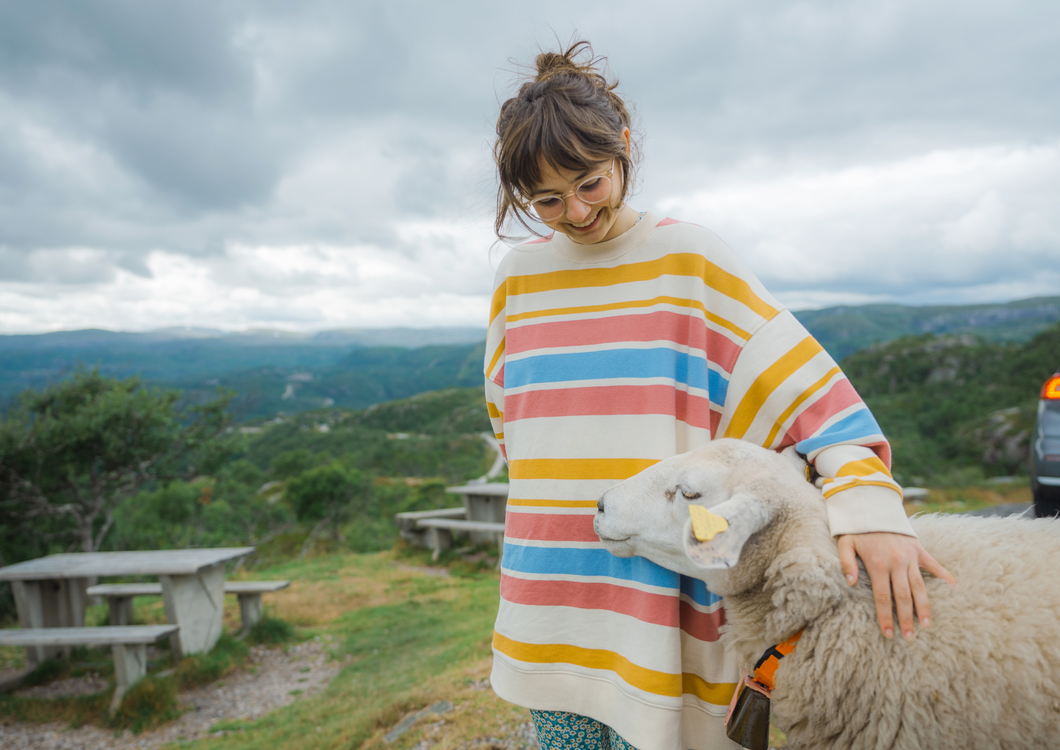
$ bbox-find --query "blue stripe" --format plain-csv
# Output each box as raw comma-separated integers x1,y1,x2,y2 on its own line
506,348,729,406
797,408,883,456
502,544,681,589
680,575,723,608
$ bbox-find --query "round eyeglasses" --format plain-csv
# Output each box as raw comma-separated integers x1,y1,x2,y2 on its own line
524,160,615,222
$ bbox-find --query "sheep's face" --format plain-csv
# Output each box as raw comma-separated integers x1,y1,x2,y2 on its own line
595,440,777,582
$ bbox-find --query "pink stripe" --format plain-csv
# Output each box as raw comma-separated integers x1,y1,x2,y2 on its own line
786,378,861,443
508,312,740,373
500,575,723,641
504,385,717,431
680,599,726,642
495,364,504,387
523,234,553,245
656,217,682,227
505,512,598,543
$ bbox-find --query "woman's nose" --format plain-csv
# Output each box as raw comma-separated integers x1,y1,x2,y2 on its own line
565,196,592,222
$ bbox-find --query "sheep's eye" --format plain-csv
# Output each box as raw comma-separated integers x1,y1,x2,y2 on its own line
680,488,701,500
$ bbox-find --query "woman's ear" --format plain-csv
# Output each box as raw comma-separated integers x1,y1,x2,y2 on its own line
621,127,631,156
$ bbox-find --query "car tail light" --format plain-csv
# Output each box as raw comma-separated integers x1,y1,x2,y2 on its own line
1046,455,1060,463
1043,375,1060,400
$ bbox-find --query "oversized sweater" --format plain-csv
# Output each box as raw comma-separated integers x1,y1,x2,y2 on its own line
483,213,914,750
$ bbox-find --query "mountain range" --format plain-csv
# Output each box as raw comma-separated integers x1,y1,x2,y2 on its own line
1,296,1058,418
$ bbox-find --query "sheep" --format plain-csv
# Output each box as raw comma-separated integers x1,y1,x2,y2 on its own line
593,438,1060,750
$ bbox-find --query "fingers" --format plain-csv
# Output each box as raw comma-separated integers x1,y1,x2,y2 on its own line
890,563,916,640
867,562,895,639
837,535,859,586
918,546,957,586
908,563,931,630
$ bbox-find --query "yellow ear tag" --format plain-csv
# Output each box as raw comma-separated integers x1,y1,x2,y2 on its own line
689,504,729,542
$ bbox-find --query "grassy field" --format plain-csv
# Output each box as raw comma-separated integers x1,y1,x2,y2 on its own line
0,482,1034,749
0,546,529,749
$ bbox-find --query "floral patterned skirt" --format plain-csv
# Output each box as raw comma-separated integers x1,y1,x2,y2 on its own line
530,710,637,750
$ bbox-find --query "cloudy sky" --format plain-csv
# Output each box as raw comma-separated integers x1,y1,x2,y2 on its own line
0,0,1057,334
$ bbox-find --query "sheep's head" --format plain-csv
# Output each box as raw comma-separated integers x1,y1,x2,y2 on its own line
595,439,814,595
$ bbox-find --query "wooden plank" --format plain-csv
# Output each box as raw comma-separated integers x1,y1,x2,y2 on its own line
87,583,163,597
224,581,290,594
0,625,178,647
0,548,254,581
417,519,505,533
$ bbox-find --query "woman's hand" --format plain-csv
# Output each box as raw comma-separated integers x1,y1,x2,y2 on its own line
837,532,957,640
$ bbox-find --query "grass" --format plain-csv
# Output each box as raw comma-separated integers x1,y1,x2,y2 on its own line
904,482,1032,516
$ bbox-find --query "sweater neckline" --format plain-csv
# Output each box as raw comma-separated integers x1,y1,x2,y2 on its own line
548,210,659,264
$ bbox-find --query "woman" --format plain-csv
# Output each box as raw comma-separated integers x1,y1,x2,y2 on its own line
483,41,952,750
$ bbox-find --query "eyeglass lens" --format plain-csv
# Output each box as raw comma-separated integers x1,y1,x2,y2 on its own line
530,175,612,221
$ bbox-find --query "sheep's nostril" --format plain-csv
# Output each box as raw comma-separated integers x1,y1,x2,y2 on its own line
597,498,605,513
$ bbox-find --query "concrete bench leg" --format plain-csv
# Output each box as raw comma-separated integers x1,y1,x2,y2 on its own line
160,563,225,659
11,578,89,665
427,527,452,562
110,643,147,714
108,596,135,627
238,593,264,636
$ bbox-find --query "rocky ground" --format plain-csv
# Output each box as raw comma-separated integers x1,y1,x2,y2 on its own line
0,637,342,750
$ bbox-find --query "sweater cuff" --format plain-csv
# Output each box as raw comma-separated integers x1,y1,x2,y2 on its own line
825,484,916,538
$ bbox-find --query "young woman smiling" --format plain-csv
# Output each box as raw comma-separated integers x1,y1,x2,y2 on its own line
483,41,953,750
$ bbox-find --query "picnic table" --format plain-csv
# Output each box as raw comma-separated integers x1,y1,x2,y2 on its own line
0,547,253,663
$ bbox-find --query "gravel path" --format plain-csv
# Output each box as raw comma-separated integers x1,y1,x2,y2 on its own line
0,637,343,750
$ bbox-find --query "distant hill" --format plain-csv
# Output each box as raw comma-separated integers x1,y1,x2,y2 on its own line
0,326,486,405
794,296,1060,361
842,322,1060,482
2,297,1058,420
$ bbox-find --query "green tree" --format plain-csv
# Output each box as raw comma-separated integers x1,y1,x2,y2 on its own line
0,368,237,553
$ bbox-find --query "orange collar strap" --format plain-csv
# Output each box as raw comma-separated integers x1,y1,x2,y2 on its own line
751,630,803,692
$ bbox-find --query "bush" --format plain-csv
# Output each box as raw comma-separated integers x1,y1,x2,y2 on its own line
108,674,179,733
248,616,295,645
174,634,249,688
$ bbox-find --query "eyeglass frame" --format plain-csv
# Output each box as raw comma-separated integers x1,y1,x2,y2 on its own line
521,159,616,221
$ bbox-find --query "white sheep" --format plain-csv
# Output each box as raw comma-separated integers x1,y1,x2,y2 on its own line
594,438,1060,750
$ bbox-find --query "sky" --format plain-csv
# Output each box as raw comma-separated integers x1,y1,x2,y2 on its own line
0,0,1057,335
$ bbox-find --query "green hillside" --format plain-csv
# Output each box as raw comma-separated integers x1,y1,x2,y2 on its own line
842,322,1060,483
795,295,1060,361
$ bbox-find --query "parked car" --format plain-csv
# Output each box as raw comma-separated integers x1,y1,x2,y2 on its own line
1032,370,1060,517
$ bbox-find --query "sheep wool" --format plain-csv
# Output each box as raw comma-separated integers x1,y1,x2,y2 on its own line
597,440,1060,750
483,214,915,750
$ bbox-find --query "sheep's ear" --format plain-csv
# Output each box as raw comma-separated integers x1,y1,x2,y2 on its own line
683,493,771,570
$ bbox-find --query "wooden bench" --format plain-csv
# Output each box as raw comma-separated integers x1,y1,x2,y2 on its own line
0,625,178,712
87,581,290,636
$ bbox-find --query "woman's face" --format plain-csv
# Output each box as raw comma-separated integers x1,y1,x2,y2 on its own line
528,155,631,245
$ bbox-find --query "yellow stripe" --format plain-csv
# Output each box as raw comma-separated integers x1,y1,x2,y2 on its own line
507,498,600,508
682,672,739,707
486,402,502,420
509,458,657,481
835,456,890,478
486,336,505,378
821,478,902,499
493,632,736,705
493,632,680,697
489,283,507,327
763,366,842,448
724,337,825,440
506,255,778,320
506,295,753,341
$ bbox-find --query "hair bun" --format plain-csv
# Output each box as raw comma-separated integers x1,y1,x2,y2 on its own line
534,42,593,82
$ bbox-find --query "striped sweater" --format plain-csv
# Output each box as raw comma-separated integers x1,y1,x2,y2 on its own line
484,214,913,750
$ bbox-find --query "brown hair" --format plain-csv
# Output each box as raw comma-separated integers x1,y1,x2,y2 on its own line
493,40,639,241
